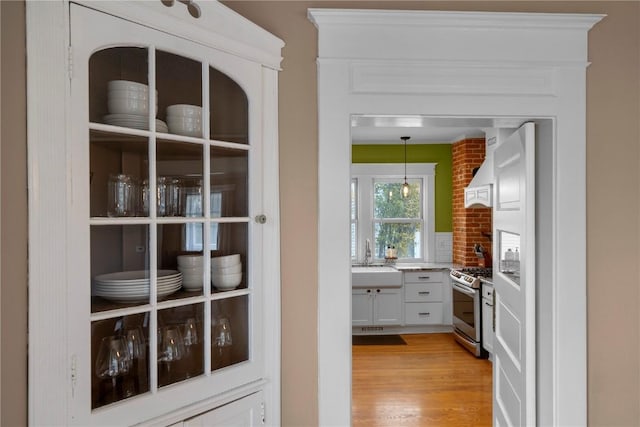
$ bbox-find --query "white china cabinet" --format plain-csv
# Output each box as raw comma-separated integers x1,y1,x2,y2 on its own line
27,1,282,425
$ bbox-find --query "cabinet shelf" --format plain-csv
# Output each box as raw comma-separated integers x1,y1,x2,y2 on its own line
91,286,250,316
89,124,250,150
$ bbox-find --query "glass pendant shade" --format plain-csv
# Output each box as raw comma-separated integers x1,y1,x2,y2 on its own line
402,181,410,198
401,136,410,198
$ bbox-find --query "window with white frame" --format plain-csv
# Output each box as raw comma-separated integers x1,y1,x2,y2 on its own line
351,163,436,263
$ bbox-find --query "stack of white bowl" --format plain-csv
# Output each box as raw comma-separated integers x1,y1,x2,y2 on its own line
211,254,242,290
177,255,204,291
166,104,202,137
104,80,168,132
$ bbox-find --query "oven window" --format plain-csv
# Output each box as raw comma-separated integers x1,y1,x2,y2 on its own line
453,288,476,327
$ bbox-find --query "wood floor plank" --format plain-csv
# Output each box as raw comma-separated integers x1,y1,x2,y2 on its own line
352,333,493,427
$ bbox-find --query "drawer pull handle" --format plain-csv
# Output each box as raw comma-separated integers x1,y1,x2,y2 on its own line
418,291,430,295
418,312,431,316
418,276,430,280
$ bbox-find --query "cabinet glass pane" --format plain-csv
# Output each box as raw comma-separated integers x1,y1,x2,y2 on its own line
158,223,204,299
158,304,205,387
211,146,248,218
499,230,521,285
210,67,248,144
89,47,149,125
212,295,248,371
156,51,203,138
90,131,149,218
157,140,204,217
91,224,150,312
91,313,150,409
211,222,247,293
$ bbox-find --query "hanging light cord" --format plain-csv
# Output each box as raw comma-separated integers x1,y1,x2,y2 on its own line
401,136,410,198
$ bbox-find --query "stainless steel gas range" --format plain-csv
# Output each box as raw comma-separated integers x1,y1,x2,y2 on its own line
450,267,493,357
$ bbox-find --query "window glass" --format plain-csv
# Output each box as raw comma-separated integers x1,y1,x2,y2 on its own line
373,179,421,219
372,178,422,260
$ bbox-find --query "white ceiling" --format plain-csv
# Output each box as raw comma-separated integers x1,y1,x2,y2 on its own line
350,115,521,144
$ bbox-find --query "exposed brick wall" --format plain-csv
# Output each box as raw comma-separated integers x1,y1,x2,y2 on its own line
452,138,493,266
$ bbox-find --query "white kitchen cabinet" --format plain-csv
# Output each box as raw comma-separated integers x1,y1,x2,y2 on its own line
27,1,282,425
482,283,495,355
403,270,451,325
352,288,403,326
183,391,264,426
464,184,493,208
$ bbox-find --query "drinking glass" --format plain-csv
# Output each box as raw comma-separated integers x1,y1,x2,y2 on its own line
95,336,131,402
107,174,136,217
213,317,232,348
124,327,146,395
182,317,199,349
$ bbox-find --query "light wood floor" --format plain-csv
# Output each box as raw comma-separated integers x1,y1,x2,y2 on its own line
352,333,493,427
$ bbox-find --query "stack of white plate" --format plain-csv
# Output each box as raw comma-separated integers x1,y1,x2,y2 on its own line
94,270,182,303
103,114,169,132
211,254,242,290
103,80,168,132
177,255,204,291
166,104,202,137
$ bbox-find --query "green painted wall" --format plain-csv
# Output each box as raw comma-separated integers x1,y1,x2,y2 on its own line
352,144,453,232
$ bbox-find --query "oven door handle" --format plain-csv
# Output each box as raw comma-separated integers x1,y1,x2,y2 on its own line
452,282,477,297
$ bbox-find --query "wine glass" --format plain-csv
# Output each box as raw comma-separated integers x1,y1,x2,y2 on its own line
213,317,232,348
158,326,185,381
182,318,199,378
95,336,131,403
124,327,146,395
182,317,199,349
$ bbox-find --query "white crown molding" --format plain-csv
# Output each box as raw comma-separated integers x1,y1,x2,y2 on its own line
308,9,604,64
75,0,284,69
308,9,605,30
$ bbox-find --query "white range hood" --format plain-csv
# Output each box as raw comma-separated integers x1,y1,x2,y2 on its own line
464,128,513,208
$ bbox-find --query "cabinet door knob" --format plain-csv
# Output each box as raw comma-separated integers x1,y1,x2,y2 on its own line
376,289,380,293
366,289,371,293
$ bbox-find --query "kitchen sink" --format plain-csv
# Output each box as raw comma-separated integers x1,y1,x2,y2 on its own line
352,265,402,287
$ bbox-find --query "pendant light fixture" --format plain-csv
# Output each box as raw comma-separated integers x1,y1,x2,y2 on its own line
401,136,411,198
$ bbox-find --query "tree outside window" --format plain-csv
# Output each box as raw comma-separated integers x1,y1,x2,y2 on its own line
373,179,422,259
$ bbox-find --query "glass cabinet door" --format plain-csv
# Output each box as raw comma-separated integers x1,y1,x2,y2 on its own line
70,4,263,423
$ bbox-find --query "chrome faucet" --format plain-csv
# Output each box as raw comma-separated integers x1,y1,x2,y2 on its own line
364,239,372,265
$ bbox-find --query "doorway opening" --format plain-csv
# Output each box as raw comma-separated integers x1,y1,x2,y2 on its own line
348,117,552,425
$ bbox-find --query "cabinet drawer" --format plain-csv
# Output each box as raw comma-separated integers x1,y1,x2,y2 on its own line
404,271,444,283
404,283,443,302
404,302,444,325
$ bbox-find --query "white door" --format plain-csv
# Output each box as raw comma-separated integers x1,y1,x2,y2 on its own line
492,123,536,426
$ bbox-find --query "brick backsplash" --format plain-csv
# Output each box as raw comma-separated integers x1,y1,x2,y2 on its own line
452,138,493,266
